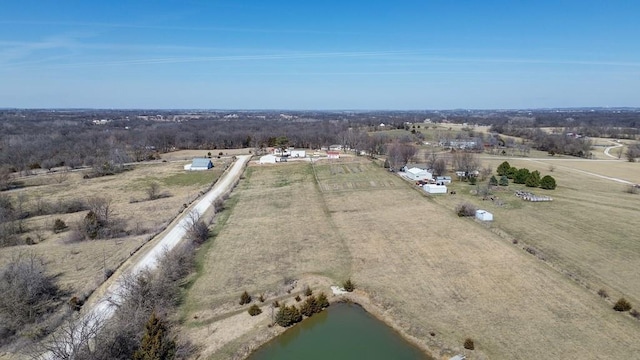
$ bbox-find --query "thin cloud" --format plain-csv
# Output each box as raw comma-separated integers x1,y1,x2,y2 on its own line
0,19,355,35
3,50,422,70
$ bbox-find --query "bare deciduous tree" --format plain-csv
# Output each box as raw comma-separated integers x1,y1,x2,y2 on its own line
0,253,59,342
146,182,161,201
31,312,104,360
452,151,480,176
184,212,209,245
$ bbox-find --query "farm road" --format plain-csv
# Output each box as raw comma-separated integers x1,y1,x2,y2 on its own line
42,155,251,359
603,140,623,159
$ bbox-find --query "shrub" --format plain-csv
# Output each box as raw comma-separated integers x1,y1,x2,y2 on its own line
275,305,302,327
342,279,355,292
464,338,475,350
259,294,265,302
294,295,301,302
597,289,608,298
455,202,477,217
468,176,477,185
613,298,632,312
631,309,640,319
317,293,330,309
239,291,252,305
304,286,313,296
248,304,262,316
489,175,498,186
53,219,68,233
540,175,557,190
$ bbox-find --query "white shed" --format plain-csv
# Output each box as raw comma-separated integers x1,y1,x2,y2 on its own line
290,149,306,158
259,154,278,164
435,176,452,184
423,184,447,194
475,210,493,221
406,167,432,181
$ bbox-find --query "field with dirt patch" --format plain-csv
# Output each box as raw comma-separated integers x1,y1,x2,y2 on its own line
179,157,640,360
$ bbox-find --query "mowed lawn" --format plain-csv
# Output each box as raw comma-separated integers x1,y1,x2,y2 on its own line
183,158,640,359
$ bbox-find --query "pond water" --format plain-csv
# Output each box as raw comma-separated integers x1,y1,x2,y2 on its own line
247,303,432,360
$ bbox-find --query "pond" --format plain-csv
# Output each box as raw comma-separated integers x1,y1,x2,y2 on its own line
247,303,432,360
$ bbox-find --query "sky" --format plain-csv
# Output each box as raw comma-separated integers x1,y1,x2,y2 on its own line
1,0,639,109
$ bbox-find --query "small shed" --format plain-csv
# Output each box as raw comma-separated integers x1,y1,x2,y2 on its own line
476,210,493,221
406,167,432,181
290,149,306,158
259,154,278,164
327,151,340,159
435,176,452,184
423,184,447,194
187,158,213,171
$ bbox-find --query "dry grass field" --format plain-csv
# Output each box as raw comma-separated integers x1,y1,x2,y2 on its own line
179,157,640,360
0,159,228,299
460,156,640,304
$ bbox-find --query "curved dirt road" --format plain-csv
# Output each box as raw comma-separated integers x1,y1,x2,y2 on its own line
43,155,251,358
603,140,623,159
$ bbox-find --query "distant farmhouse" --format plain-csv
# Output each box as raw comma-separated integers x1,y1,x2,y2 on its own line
440,138,482,150
273,147,306,157
184,158,213,171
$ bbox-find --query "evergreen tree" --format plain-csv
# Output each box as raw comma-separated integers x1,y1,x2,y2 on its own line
513,168,530,184
489,175,498,186
525,170,541,187
133,311,176,360
342,279,355,292
499,175,509,186
506,166,518,179
497,161,511,176
540,175,557,190
317,292,330,309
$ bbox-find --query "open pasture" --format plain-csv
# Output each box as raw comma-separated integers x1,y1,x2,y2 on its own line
181,157,640,360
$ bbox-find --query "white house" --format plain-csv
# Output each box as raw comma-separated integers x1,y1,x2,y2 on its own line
185,158,213,171
273,148,291,156
290,149,306,158
423,184,447,194
475,210,493,221
327,151,340,159
405,167,432,182
259,154,278,164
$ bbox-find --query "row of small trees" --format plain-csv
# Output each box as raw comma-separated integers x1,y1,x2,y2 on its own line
242,279,356,327
495,161,556,190
275,292,331,327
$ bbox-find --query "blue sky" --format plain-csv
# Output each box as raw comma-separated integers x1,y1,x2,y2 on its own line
1,0,639,109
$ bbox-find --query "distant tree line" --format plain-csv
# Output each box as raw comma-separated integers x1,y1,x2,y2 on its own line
1,109,637,176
